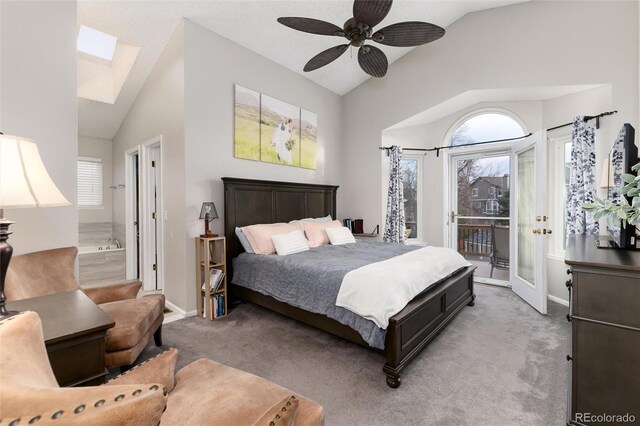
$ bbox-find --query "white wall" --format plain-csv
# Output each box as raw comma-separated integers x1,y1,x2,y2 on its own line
342,1,639,242
112,22,186,308
0,1,78,254
78,136,114,223
182,19,343,311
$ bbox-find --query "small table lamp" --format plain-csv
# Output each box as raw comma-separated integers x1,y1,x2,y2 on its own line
0,134,71,317
199,202,218,238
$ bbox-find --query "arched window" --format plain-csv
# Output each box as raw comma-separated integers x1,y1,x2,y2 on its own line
450,112,525,147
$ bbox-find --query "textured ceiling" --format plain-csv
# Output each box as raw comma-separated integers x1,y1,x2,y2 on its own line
78,0,528,140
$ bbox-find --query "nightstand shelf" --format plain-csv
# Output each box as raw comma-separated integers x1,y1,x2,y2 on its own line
195,236,227,320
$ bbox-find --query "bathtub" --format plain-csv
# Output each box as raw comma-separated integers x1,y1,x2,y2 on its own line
78,245,126,285
78,245,124,254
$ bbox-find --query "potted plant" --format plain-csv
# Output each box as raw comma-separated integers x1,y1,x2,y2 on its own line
582,161,640,227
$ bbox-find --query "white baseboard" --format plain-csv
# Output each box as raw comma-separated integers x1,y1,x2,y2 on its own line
548,294,569,307
185,310,197,317
165,300,186,317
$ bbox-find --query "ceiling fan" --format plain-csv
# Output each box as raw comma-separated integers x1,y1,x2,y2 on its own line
277,0,445,78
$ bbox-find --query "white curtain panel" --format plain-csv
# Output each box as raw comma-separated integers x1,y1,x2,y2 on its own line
383,146,406,244
566,116,599,239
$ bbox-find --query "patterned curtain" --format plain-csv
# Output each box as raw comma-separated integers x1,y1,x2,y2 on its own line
383,146,406,243
566,116,599,238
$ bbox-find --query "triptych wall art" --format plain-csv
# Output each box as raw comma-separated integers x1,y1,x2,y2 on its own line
234,84,317,169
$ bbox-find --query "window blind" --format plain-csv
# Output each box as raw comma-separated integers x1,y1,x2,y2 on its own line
77,157,103,207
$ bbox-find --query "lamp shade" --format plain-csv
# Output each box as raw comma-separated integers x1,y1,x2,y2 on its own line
0,135,70,208
199,202,218,220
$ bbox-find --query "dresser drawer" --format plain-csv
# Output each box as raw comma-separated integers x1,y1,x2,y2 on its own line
572,269,640,328
572,320,640,423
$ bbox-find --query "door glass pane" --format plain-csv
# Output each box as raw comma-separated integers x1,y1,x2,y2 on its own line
517,147,535,285
455,155,510,281
401,158,418,239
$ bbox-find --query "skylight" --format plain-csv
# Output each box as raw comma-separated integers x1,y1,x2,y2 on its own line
77,25,117,61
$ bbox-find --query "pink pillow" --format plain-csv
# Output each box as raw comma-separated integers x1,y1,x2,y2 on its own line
242,223,304,255
302,220,342,248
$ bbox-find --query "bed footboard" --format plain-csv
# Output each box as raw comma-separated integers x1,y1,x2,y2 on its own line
383,266,476,388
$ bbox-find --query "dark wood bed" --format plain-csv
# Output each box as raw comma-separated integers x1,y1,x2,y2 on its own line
223,177,476,388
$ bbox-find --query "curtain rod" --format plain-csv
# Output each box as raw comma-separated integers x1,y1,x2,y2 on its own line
547,110,618,132
379,133,533,157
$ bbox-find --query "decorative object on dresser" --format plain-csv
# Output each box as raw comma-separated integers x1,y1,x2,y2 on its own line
199,202,218,237
223,177,476,388
565,235,640,425
5,290,115,386
0,134,71,317
5,247,165,370
196,236,227,320
0,311,325,425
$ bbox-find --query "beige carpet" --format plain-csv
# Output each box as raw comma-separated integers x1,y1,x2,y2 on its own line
136,284,570,425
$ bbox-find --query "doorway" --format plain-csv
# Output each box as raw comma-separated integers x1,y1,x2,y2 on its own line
125,136,164,292
450,152,511,286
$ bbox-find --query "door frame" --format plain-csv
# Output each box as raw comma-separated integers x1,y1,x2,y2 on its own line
445,147,513,287
125,146,140,281
140,136,164,292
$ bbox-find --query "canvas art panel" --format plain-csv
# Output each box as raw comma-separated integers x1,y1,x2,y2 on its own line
260,94,301,167
300,109,318,170
234,85,261,161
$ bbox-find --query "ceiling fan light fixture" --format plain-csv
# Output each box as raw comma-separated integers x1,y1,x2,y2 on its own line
277,0,445,78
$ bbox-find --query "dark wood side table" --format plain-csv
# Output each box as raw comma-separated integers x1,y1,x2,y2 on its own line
6,290,115,387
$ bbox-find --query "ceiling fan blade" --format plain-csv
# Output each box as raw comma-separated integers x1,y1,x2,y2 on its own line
372,21,445,47
277,17,345,36
353,0,393,28
358,45,388,78
304,44,349,72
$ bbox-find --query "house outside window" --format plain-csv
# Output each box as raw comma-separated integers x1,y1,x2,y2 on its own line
472,188,478,197
489,186,496,198
77,157,103,208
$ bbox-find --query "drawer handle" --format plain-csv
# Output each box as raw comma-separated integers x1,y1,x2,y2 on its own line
565,280,572,288
566,313,572,322
566,355,572,361
566,269,572,275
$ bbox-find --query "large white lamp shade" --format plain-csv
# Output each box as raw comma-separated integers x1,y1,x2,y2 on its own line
0,134,70,208
0,134,70,317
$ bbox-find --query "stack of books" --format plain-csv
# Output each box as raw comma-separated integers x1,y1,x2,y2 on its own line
201,269,224,294
343,218,364,234
202,269,225,318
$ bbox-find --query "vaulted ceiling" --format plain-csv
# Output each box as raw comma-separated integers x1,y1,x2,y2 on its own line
78,0,527,140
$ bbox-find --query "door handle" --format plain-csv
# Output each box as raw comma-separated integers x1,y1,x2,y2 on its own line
543,229,553,235
532,229,542,234
450,211,457,222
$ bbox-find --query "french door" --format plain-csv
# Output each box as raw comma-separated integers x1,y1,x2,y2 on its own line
448,130,549,314
510,130,548,314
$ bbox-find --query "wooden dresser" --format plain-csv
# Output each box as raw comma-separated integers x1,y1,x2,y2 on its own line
565,235,640,425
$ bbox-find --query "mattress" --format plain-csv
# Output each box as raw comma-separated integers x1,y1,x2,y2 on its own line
231,239,421,349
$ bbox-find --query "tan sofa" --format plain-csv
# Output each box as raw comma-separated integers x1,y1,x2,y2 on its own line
0,311,325,425
5,247,164,369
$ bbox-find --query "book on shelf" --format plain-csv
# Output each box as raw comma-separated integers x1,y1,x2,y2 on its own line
201,268,225,294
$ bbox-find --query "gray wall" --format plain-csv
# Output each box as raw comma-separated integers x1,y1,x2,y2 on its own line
0,0,78,254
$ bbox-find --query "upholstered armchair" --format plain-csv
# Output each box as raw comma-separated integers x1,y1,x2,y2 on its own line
0,312,325,426
5,247,164,369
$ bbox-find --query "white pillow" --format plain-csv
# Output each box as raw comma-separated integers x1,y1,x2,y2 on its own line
271,230,310,256
235,227,254,254
326,227,356,245
290,215,333,223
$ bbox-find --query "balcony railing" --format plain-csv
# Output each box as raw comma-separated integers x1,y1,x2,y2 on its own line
457,219,509,258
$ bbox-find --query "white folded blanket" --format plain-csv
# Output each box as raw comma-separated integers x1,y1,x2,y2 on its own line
335,246,472,329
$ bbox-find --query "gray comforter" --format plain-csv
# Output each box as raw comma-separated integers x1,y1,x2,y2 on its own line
232,239,421,349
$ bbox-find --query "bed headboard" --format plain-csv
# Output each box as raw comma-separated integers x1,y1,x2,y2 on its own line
222,177,339,274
